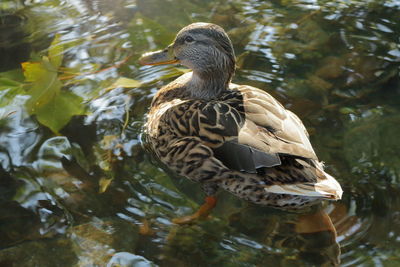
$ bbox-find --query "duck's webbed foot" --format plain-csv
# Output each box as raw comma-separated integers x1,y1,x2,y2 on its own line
172,196,217,225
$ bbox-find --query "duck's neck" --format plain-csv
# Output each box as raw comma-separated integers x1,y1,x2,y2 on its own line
186,68,233,100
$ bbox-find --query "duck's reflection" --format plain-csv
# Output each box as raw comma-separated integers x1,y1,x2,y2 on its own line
227,204,341,266
294,208,340,266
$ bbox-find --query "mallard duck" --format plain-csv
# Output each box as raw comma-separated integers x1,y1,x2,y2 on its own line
139,23,343,223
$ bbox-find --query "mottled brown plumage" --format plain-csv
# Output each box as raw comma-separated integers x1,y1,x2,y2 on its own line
140,23,342,210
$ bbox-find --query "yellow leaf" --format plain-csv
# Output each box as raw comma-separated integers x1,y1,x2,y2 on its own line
98,177,113,193
106,77,141,91
21,62,47,82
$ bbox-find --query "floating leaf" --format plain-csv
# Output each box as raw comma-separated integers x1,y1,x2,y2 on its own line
34,91,86,133
0,69,25,82
21,61,48,82
0,77,22,88
98,177,113,193
25,69,62,113
106,77,142,91
48,33,64,69
19,33,85,133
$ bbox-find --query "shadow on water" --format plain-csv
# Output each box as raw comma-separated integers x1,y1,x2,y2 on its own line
0,0,400,266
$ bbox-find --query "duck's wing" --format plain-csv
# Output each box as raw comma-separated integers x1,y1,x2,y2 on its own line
179,84,310,171
232,84,318,160
203,84,318,172
196,84,342,199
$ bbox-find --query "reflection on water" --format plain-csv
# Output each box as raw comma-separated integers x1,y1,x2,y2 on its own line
0,0,400,266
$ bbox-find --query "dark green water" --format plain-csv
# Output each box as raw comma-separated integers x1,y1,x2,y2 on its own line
1,0,400,266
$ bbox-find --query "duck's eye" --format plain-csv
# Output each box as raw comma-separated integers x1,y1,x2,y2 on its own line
184,36,194,43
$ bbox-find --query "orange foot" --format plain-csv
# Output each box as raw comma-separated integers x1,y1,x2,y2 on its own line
172,196,217,225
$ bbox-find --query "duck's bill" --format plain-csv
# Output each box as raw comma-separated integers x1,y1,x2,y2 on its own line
139,47,179,66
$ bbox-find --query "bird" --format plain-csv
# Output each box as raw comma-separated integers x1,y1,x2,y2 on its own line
139,22,343,224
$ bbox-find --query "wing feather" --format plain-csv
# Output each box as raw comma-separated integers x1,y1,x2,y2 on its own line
233,84,318,160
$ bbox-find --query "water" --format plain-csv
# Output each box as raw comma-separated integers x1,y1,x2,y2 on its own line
0,0,400,266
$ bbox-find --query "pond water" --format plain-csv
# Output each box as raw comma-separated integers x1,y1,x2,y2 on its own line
0,0,400,266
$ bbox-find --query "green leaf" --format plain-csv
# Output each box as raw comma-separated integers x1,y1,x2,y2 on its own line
48,34,64,69
106,77,142,91
34,91,86,133
21,61,48,82
0,77,22,87
42,56,57,72
25,69,62,114
22,56,62,113
0,69,24,84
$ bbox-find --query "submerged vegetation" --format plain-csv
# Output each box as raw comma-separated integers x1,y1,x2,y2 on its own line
0,0,399,266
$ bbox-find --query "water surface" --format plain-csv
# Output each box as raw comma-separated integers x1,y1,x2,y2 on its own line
0,0,400,266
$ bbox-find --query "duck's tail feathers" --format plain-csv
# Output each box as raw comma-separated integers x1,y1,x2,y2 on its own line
265,171,343,200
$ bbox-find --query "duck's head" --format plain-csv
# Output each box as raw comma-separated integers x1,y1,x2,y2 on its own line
140,23,236,95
